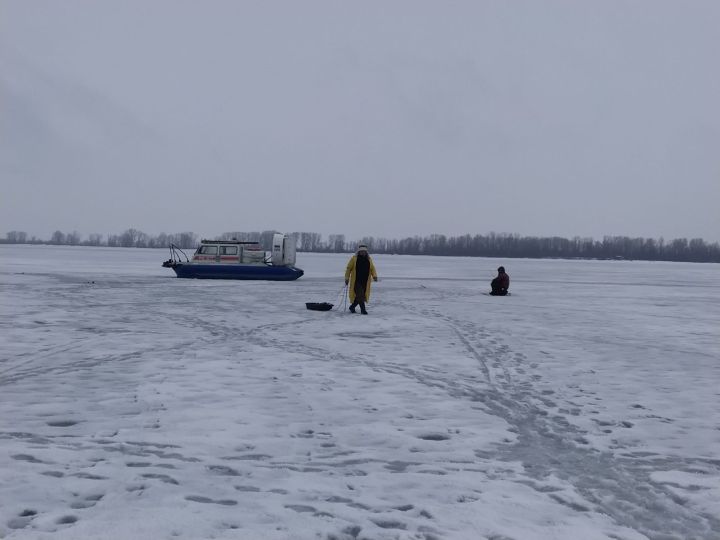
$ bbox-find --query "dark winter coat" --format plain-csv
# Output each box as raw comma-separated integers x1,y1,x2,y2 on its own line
491,272,510,294
345,254,378,303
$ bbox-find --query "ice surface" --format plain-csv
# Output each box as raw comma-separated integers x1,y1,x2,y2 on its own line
1,245,718,539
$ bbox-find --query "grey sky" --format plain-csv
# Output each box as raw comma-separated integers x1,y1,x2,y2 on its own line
1,1,719,242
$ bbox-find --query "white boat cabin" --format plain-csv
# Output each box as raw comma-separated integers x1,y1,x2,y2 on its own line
192,241,265,264
190,234,297,267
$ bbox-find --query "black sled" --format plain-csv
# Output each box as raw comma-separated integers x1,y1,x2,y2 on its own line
306,302,334,311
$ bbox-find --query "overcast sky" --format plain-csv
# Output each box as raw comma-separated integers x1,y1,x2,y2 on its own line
1,1,719,242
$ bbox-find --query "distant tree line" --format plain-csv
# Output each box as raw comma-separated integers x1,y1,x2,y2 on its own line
4,229,198,249
338,233,720,263
3,229,719,263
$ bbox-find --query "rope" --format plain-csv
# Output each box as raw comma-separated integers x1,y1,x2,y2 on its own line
334,283,348,312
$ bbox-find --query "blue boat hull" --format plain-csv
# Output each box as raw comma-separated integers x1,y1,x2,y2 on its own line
170,263,303,281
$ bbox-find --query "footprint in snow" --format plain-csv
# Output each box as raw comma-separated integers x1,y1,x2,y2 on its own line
185,495,237,506
73,472,107,480
46,420,79,427
284,504,316,513
12,454,45,464
222,453,271,461
7,509,37,530
70,493,104,509
417,433,450,441
234,485,261,492
207,465,241,476
372,519,407,530
141,473,178,485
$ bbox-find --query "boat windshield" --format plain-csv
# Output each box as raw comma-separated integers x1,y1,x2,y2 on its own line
198,245,218,255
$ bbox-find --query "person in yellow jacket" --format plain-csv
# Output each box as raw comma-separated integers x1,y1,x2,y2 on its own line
344,244,378,314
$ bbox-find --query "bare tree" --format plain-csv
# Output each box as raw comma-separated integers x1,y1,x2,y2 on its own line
327,234,345,252
66,231,81,245
6,231,27,243
50,230,66,244
177,232,198,249
87,233,103,246
299,232,322,252
150,232,168,248
119,228,141,247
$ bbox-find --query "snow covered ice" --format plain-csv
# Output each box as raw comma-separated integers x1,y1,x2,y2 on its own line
1,245,719,540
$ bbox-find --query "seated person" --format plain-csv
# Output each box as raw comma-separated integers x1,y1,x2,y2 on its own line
490,266,510,296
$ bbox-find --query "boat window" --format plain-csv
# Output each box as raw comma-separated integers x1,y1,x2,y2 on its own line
220,246,238,255
199,245,218,255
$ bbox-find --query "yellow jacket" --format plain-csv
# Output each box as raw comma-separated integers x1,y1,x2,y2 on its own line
345,255,378,302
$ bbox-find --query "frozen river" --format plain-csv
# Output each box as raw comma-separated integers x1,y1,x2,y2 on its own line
1,245,719,539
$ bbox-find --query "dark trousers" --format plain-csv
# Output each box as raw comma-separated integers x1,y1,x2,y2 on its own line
350,283,368,313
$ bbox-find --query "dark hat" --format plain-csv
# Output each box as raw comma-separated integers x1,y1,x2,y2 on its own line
358,244,368,252
498,266,505,272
